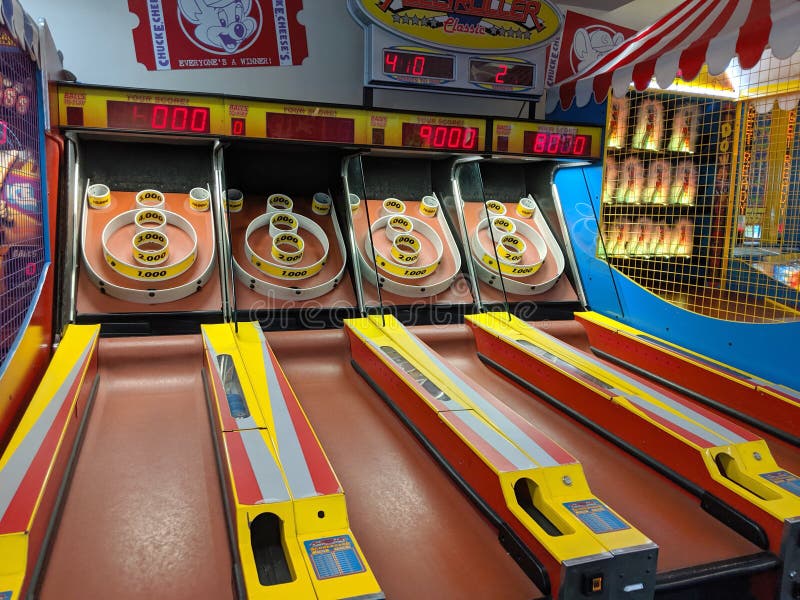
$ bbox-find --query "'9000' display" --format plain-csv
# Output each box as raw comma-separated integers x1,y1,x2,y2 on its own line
402,123,479,150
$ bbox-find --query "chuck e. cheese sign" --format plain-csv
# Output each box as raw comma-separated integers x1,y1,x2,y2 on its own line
351,0,562,51
130,0,308,71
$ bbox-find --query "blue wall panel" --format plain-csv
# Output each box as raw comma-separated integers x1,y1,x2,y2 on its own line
555,164,800,390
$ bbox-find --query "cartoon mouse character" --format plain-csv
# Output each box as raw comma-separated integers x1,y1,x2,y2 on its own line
573,27,624,71
178,0,259,54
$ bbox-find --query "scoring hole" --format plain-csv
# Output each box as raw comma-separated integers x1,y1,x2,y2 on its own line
317,510,325,519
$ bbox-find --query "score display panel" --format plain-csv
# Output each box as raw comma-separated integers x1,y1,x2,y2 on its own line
232,99,486,152
492,119,603,159
373,45,540,98
348,1,558,99
57,85,486,153
57,86,600,159
58,87,227,134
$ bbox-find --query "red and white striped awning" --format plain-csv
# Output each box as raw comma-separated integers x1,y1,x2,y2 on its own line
546,0,800,111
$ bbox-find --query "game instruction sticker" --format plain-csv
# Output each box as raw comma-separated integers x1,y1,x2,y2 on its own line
564,499,630,534
761,470,800,496
130,0,308,71
304,535,366,580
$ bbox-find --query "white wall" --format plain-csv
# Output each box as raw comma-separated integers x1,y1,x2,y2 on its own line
25,1,537,118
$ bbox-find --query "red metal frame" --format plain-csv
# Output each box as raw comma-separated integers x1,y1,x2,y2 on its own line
575,314,799,441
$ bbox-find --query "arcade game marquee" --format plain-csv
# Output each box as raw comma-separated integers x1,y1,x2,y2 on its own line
0,1,798,600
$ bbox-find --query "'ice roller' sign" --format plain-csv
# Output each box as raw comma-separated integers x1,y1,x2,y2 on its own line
129,0,308,71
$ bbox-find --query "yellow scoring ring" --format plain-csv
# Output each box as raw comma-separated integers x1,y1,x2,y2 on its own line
349,193,361,213
365,215,443,280
101,210,198,282
419,195,439,217
471,217,548,278
268,211,299,237
390,233,422,265
244,212,329,280
132,230,169,266
267,193,293,213
490,216,516,236
88,183,111,209
135,189,166,209
225,188,244,212
312,192,332,216
496,233,526,264
271,232,305,264
189,187,210,212
134,208,167,234
381,197,406,216
386,215,413,241
516,195,537,219
483,200,506,217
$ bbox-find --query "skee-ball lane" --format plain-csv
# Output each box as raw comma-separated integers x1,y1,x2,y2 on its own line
410,322,772,589
39,335,234,600
266,327,542,599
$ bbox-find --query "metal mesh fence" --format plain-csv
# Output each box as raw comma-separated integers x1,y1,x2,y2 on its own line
0,26,44,367
598,48,800,323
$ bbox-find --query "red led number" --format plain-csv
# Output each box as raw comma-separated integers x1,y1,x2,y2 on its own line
153,106,207,131
385,52,398,73
133,104,209,132
232,118,245,136
547,134,560,153
533,132,547,153
530,132,589,156
495,64,508,84
385,51,427,76
573,135,587,155
419,125,478,150
0,120,6,145
412,55,425,76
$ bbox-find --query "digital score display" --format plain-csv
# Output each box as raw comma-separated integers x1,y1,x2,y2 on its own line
266,113,355,144
522,131,592,157
383,50,455,80
469,60,534,87
106,101,211,133
401,123,479,151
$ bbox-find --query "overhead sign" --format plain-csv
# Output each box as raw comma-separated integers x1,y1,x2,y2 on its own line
129,0,308,71
350,0,562,53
